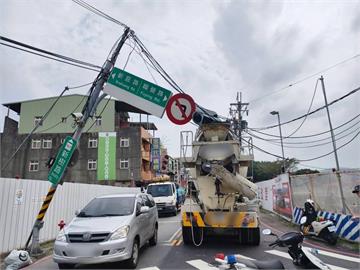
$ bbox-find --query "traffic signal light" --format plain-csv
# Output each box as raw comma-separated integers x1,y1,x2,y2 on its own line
162,155,169,171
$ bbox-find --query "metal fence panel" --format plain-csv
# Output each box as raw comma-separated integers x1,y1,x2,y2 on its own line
0,178,139,254
290,171,360,215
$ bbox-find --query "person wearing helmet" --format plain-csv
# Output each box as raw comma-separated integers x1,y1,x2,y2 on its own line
303,199,317,226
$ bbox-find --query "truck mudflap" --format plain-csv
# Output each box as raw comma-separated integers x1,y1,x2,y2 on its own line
182,211,258,228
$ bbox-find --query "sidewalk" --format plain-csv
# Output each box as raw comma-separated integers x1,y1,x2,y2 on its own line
259,209,359,256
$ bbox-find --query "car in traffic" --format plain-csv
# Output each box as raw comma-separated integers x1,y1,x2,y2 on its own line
53,192,158,269
146,182,178,216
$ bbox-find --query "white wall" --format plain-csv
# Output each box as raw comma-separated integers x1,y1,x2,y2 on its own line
256,178,274,212
0,178,139,254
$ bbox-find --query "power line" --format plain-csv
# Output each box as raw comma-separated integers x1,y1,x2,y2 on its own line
0,42,100,72
249,113,360,139
69,0,217,121
250,125,359,149
247,117,360,144
0,35,101,70
131,35,185,94
282,79,319,138
72,0,128,28
246,128,359,162
250,86,360,130
249,53,360,104
131,34,216,119
84,97,111,133
297,130,360,162
2,87,70,171
36,95,88,133
1,78,99,169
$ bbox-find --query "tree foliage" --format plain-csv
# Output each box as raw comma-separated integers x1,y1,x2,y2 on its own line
247,158,298,182
291,168,320,175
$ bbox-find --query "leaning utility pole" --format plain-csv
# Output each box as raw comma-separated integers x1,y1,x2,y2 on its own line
319,75,346,214
25,27,131,255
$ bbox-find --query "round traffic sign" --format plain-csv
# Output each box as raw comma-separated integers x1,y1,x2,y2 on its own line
166,93,196,125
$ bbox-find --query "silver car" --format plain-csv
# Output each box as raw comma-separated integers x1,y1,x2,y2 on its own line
53,193,158,269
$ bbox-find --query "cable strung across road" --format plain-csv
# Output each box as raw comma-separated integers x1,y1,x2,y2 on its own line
0,36,101,70
246,128,360,162
247,118,360,145
249,126,360,149
250,87,360,131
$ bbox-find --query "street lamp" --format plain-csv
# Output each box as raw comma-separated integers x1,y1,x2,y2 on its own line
270,111,286,173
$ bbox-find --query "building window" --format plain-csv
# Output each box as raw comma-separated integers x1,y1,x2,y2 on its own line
95,116,102,126
29,160,39,172
120,159,129,169
31,139,41,149
88,159,97,170
61,117,67,123
42,139,52,149
34,116,43,126
88,138,98,148
120,138,129,147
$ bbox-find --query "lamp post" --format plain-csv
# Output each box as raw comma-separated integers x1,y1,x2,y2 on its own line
270,111,286,173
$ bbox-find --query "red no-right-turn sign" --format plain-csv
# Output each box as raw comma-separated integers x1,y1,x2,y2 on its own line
166,93,196,125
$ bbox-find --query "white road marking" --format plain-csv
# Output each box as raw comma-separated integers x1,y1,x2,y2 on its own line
229,254,255,261
159,220,180,224
265,250,349,270
307,248,360,263
186,259,218,270
167,227,181,242
140,267,161,270
265,249,292,259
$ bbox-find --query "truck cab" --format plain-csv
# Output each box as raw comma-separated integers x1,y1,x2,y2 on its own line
146,182,178,216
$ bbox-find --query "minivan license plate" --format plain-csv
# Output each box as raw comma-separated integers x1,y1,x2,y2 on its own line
328,226,336,232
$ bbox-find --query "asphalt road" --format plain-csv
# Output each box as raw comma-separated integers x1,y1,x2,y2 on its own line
24,211,359,270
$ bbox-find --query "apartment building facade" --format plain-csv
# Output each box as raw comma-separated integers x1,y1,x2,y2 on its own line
1,94,157,186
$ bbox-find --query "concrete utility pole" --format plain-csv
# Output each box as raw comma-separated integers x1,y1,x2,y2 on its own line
229,92,249,146
319,76,346,214
270,111,286,173
25,27,131,255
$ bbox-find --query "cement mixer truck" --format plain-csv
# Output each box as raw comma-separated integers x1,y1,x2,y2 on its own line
180,101,260,246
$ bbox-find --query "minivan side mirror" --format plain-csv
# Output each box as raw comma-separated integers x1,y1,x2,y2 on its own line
140,206,149,214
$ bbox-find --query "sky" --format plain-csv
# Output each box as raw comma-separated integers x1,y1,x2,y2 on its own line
1,0,359,171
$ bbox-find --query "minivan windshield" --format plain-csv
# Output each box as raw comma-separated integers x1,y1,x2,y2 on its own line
77,197,135,217
147,184,172,197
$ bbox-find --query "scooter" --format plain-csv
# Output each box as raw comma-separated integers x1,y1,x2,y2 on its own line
214,253,284,269
299,216,338,245
262,228,333,269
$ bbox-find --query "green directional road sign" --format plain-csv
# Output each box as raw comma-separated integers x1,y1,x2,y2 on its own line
104,67,172,118
48,136,77,185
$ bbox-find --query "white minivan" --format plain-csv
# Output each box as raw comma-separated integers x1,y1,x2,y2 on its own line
53,193,158,269
146,182,177,216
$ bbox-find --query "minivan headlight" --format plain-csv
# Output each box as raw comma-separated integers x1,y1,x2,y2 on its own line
56,229,67,242
109,225,129,241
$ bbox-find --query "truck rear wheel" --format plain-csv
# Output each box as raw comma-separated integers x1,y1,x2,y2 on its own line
182,226,192,245
239,228,260,245
182,226,202,245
